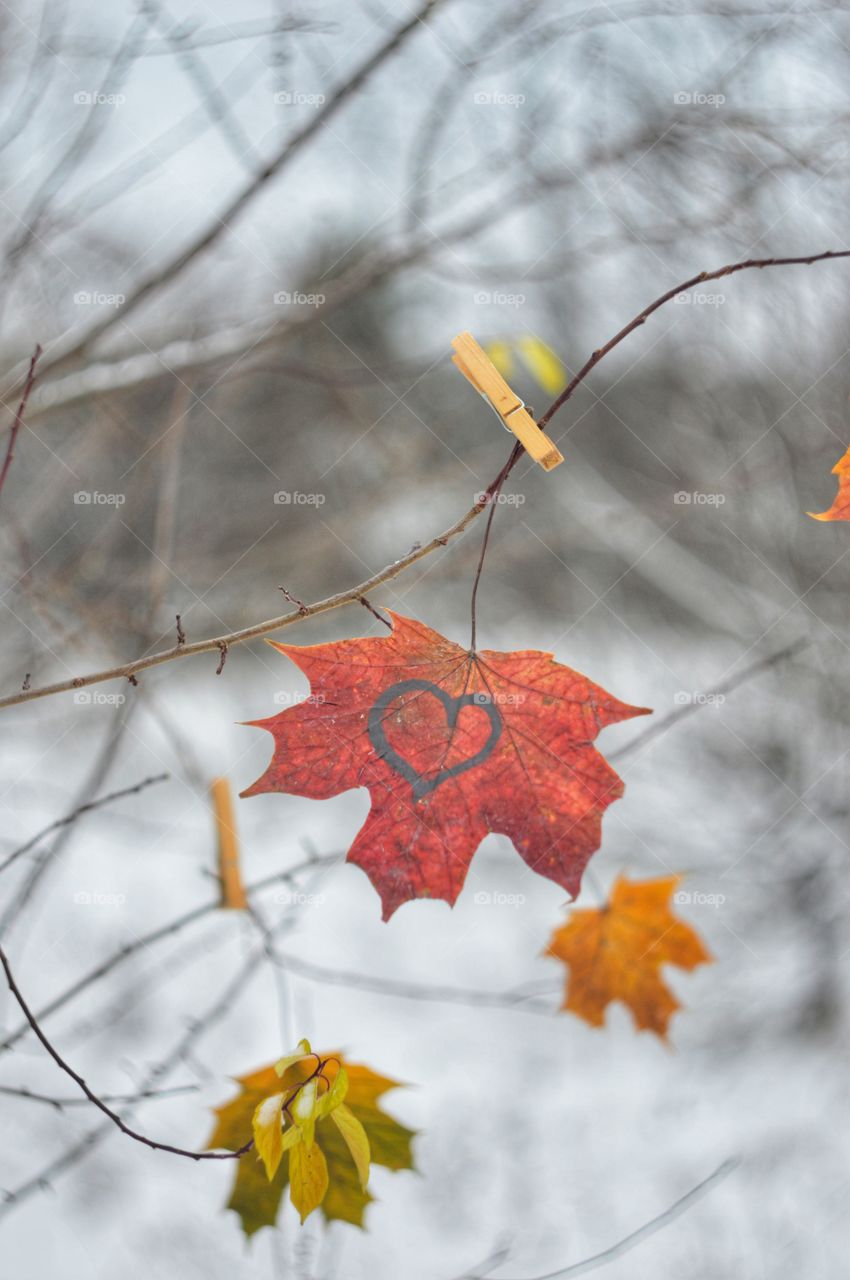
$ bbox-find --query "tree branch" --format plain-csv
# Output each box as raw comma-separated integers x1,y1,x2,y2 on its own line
483,1157,738,1279
2,248,846,714
0,700,139,939
0,773,168,877
0,901,303,1214
0,1083,198,1109
0,343,42,513
2,0,449,395
0,942,251,1163
257,945,555,1016
0,479,500,710
0,853,340,1055
610,638,809,763
536,249,850,429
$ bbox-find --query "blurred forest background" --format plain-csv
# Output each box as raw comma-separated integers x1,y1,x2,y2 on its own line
1,1,850,1277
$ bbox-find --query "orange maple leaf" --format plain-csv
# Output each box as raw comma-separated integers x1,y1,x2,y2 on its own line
808,443,850,521
241,611,650,919
545,874,713,1038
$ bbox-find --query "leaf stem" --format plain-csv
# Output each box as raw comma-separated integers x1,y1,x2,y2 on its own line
470,441,522,650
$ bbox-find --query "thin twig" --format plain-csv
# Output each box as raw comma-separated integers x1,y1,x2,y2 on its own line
360,595,393,629
254,945,554,1016
0,1083,198,1109
2,0,449,395
0,773,169,877
279,585,309,613
2,248,847,714
0,853,340,1055
149,0,257,170
0,902,303,1215
0,703,140,938
536,250,850,429
487,1157,738,1279
0,943,251,1163
0,343,42,511
610,638,809,762
66,15,329,59
0,482,495,709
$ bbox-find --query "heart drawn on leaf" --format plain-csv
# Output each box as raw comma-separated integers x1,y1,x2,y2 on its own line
367,678,502,800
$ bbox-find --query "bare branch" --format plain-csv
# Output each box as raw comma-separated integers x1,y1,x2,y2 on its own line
611,639,809,763
0,1083,198,1108
4,13,154,266
0,344,42,514
0,701,140,937
147,1,257,169
537,250,850,430
485,1158,738,1279
64,15,331,59
3,246,847,715
0,479,496,710
0,903,303,1215
0,942,251,1163
7,0,450,392
259,945,554,1016
0,773,168,877
0,853,340,1054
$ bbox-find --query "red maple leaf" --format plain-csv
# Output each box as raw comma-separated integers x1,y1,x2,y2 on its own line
242,612,650,919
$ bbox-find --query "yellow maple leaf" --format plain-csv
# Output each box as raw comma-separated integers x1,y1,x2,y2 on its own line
545,875,713,1039
516,335,567,395
484,340,516,380
209,1050,415,1235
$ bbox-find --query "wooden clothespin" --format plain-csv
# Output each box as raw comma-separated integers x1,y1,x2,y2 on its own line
451,332,564,471
211,777,248,909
